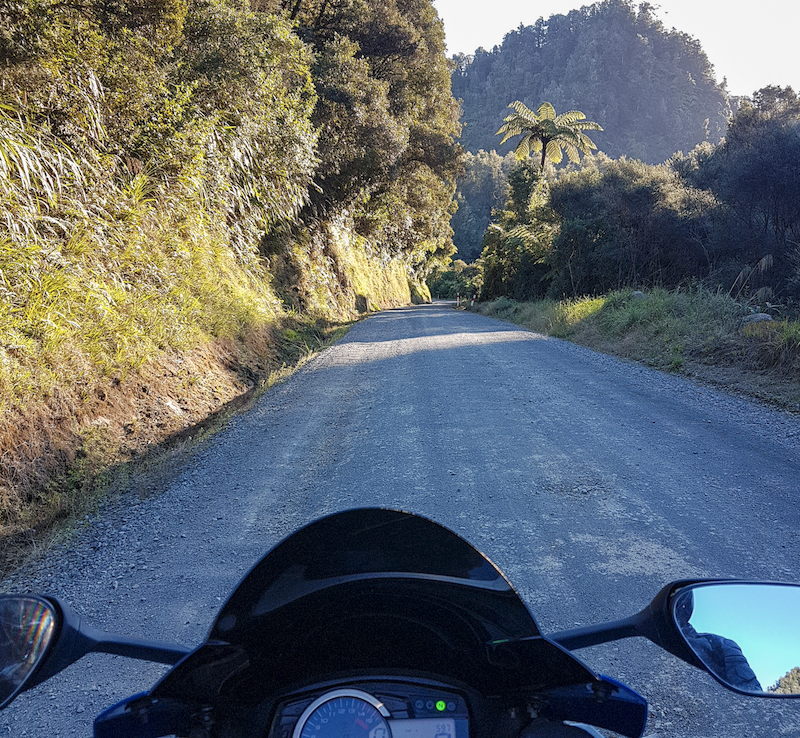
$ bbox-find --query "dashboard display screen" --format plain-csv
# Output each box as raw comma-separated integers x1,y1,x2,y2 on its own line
388,718,456,738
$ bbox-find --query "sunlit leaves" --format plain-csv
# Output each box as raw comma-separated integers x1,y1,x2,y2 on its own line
496,100,602,171
0,104,97,251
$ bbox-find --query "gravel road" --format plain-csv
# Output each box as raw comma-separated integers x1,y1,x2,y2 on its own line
2,302,800,737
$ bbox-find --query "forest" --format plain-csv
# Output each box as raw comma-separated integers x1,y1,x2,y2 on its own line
451,0,730,164
441,0,800,309
453,85,800,305
449,0,734,263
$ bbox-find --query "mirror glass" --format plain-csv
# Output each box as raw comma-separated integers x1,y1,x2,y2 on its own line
0,595,56,708
673,583,800,696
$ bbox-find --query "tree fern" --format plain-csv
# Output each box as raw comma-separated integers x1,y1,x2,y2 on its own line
496,100,602,171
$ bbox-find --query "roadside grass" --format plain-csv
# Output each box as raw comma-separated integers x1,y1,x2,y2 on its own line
0,312,353,577
0,100,414,575
0,173,383,573
0,301,355,578
478,288,800,408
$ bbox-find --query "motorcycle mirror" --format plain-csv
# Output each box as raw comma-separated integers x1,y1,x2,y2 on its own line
549,578,800,699
0,593,191,710
0,595,57,709
672,582,800,697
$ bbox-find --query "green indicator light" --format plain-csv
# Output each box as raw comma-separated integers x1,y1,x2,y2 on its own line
436,701,446,712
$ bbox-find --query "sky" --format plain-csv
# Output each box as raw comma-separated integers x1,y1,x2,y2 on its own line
431,0,799,97
688,584,800,690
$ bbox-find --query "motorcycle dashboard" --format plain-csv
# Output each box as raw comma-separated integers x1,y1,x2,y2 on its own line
269,681,470,738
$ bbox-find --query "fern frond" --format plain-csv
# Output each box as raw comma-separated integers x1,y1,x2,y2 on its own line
545,140,563,164
536,102,556,120
508,100,539,123
515,134,532,159
555,110,587,124
574,120,603,132
562,140,581,163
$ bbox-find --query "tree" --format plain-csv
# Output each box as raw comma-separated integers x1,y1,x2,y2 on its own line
450,149,517,261
479,160,559,300
773,666,800,695
451,0,729,164
286,0,461,277
547,156,718,296
496,100,602,171
682,86,800,297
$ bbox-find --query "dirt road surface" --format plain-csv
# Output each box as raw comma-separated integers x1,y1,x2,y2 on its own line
3,303,800,736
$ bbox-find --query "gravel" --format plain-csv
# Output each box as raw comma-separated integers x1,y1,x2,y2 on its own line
2,302,799,737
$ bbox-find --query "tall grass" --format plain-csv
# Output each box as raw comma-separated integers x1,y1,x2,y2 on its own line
0,106,415,548
0,103,285,540
479,287,800,379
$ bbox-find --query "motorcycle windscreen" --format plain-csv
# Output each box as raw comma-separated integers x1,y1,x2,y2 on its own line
212,508,540,636
151,509,599,702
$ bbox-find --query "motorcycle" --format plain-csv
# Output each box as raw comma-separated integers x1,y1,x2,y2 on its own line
0,508,798,737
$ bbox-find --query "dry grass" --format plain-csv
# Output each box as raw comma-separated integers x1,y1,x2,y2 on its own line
478,288,800,411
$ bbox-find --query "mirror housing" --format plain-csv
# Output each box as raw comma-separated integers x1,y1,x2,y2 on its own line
550,580,800,698
0,594,191,710
0,595,56,709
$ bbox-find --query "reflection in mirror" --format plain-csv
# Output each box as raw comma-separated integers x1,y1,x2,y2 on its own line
0,596,56,707
673,583,800,696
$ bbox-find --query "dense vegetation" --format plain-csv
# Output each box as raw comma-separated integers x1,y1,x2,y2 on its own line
469,85,800,304
448,150,517,262
447,0,733,261
282,0,461,276
0,0,460,539
451,0,730,163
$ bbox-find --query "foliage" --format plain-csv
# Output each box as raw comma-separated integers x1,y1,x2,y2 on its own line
675,85,800,298
428,259,483,299
450,140,615,273
0,0,319,262
773,667,800,695
475,84,800,303
496,100,602,171
450,149,516,261
287,0,462,278
175,1,319,252
546,155,719,297
479,161,558,301
451,0,729,165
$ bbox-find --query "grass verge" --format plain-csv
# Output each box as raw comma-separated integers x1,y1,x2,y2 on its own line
0,182,414,577
477,288,800,410
0,313,354,578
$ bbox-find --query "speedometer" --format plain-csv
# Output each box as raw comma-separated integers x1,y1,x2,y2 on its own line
293,689,392,738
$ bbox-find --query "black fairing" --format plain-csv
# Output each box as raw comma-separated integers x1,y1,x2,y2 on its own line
151,509,599,703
